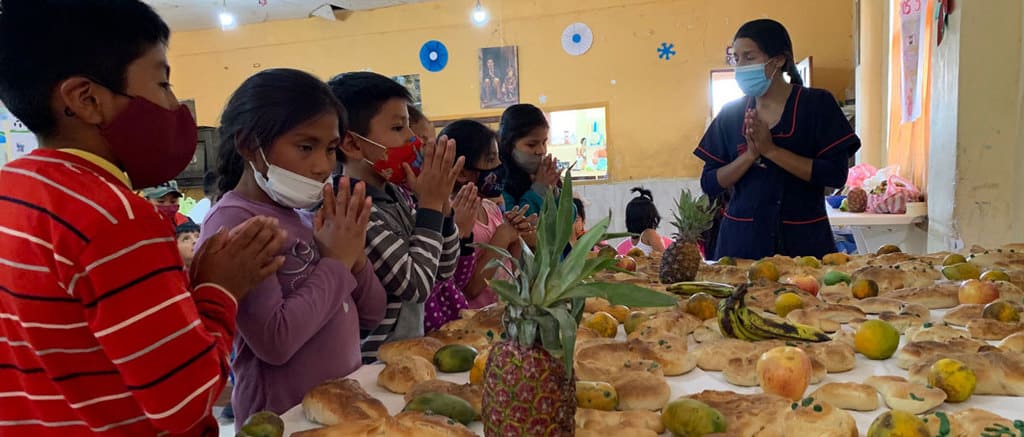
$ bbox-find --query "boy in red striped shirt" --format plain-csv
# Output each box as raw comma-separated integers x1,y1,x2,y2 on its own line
0,0,286,435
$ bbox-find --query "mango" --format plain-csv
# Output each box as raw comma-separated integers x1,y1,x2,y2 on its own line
822,252,851,266
717,256,737,266
941,262,981,281
575,381,618,411
981,269,1012,282
433,344,478,373
823,270,852,286
661,398,727,436
797,256,821,268
238,411,284,437
404,392,476,425
867,410,930,437
942,254,967,266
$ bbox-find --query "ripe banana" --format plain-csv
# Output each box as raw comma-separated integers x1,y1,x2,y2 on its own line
717,284,830,342
666,281,734,298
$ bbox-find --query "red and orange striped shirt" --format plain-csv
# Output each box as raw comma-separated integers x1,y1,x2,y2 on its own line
0,149,235,436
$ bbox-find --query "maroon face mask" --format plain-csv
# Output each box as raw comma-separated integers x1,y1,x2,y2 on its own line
156,204,179,223
98,96,198,188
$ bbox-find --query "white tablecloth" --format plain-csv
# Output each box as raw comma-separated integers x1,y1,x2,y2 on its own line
281,309,1022,436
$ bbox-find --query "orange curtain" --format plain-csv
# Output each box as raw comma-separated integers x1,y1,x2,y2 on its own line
886,0,933,192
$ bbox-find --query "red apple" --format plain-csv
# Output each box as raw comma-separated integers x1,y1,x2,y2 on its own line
756,346,812,400
958,279,999,305
615,255,638,272
785,275,820,296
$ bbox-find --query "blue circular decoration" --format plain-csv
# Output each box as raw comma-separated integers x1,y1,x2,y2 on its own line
419,40,448,72
561,22,593,56
572,33,582,43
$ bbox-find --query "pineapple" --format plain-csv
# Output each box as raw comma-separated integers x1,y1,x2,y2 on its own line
478,171,677,437
847,187,868,213
660,189,717,283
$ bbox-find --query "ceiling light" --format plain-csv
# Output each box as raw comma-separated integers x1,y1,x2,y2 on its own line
219,0,236,30
471,0,488,25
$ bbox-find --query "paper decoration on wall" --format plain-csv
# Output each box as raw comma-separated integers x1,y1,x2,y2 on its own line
657,42,676,60
561,22,593,56
392,74,422,110
419,40,449,72
479,46,519,109
936,0,953,46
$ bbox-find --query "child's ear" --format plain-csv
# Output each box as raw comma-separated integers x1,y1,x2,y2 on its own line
57,77,106,125
340,133,365,161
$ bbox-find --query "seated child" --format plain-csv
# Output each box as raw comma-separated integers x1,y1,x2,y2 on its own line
616,187,673,255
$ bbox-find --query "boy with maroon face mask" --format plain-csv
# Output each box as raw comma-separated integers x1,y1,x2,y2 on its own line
0,0,287,435
143,180,193,226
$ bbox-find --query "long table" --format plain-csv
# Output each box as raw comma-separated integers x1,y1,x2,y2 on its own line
281,308,1021,436
827,205,928,255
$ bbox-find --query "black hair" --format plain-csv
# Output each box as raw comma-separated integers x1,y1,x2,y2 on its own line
439,120,496,169
572,198,586,222
734,19,803,86
625,187,661,234
327,71,410,137
215,68,345,194
202,171,218,196
408,105,427,125
175,222,200,237
0,0,170,138
497,104,549,200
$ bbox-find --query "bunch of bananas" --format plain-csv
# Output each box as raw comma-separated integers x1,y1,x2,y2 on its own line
718,284,830,342
665,281,734,298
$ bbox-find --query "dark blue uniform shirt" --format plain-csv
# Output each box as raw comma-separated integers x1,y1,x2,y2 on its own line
694,86,860,260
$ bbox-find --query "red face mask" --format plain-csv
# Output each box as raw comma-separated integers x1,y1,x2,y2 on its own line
355,133,423,185
99,96,198,188
156,204,179,223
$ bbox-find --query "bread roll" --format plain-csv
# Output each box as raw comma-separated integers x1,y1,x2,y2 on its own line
781,398,858,437
301,378,388,426
966,318,1024,340
377,337,445,364
292,412,476,437
864,375,946,414
610,370,670,411
687,390,790,436
403,379,482,416
809,382,879,411
426,328,490,352
998,331,1024,353
575,408,664,433
377,356,436,394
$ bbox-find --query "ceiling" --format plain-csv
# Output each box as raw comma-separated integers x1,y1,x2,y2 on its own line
144,0,434,31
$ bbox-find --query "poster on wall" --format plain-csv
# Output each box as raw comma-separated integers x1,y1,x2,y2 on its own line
899,0,927,123
0,101,37,165
479,46,519,109
547,106,608,180
391,74,422,110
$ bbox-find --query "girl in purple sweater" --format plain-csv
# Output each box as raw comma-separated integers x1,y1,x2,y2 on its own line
197,69,385,425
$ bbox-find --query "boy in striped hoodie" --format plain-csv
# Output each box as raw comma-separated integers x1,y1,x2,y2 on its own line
0,0,286,435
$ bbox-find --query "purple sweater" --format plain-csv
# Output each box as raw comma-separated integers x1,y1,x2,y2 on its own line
197,192,386,425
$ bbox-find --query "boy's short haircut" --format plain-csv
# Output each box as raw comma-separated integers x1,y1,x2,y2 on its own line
175,222,200,237
0,0,170,138
408,105,426,125
326,72,411,137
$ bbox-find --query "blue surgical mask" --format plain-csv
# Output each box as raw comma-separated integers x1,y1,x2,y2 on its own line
734,63,776,97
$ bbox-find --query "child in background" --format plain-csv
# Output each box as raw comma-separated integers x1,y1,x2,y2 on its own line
329,71,463,362
142,180,192,226
408,105,436,147
187,170,218,223
498,103,563,216
0,0,285,434
200,68,385,423
176,222,200,266
572,197,587,245
617,187,673,255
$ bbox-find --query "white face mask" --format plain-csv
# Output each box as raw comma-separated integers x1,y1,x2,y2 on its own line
250,148,327,209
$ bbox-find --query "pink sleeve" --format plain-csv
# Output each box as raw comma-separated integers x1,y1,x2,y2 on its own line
616,239,632,255
663,236,675,248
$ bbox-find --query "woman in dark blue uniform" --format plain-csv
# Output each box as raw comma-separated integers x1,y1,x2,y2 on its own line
695,19,860,260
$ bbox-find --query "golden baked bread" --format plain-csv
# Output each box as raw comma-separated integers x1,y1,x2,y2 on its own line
908,351,1024,396
426,328,490,352
780,398,858,437
610,369,670,411
696,264,749,284
947,408,1022,436
966,318,1024,340
687,390,790,436
694,339,786,371
905,323,970,343
403,380,482,416
880,282,960,309
575,408,664,434
302,378,389,426
633,309,703,338
799,340,857,373
895,338,992,369
377,337,445,364
786,309,840,333
692,318,724,343
852,264,941,293
809,382,879,411
377,356,437,394
627,326,695,376
292,412,477,437
864,375,946,414
850,297,906,314
999,331,1024,353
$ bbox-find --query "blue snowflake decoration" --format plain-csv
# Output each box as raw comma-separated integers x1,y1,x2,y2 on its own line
657,42,676,60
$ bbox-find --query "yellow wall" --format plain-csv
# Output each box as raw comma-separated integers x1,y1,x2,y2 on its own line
168,0,853,181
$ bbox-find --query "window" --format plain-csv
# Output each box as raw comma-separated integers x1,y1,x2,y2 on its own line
709,57,812,118
546,106,608,180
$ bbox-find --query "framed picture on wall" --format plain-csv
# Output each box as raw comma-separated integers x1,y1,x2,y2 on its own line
479,46,519,109
392,74,422,110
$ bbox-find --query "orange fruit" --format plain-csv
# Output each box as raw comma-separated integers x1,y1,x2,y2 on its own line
854,320,899,360
851,279,880,299
685,293,718,320
606,305,631,323
469,348,489,385
747,261,780,282
582,312,619,338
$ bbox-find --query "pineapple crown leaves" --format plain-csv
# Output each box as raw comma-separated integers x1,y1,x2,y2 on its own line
479,169,678,377
670,189,718,243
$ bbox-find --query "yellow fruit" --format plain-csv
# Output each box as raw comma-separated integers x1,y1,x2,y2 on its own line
854,320,900,360
942,254,967,266
575,381,618,410
851,279,880,299
583,312,619,338
774,292,804,318
876,244,902,255
661,398,727,437
981,269,1012,282
624,311,653,334
748,261,780,282
927,358,976,403
867,410,930,437
717,256,737,266
822,252,851,266
606,305,631,323
982,300,1021,323
626,247,646,258
469,348,489,385
685,293,719,320
941,262,981,281
797,256,821,268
